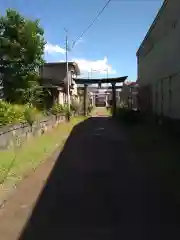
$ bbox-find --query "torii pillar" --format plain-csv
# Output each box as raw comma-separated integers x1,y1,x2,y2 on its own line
112,83,116,117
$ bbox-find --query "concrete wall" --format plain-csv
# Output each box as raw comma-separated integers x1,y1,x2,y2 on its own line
120,84,130,107
137,0,180,119
120,83,138,110
0,115,65,150
58,92,64,105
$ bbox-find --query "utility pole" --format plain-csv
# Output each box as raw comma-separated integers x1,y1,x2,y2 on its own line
65,29,70,117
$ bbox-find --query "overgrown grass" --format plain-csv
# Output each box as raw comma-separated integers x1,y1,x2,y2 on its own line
0,117,85,186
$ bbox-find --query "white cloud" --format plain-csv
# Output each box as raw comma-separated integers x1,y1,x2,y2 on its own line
72,57,116,75
45,42,65,55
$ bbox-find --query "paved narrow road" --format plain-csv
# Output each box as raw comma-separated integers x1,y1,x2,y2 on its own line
0,115,179,239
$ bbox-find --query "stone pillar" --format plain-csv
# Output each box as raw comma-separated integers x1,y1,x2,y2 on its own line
112,83,116,117
84,84,88,116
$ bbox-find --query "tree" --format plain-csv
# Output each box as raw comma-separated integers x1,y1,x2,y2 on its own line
0,9,46,103
17,79,44,107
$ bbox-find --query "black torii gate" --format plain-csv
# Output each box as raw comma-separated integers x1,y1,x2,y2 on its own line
74,76,128,116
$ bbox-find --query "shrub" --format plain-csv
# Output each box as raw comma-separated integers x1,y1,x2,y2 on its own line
63,104,72,120
24,106,40,126
0,101,41,126
0,101,25,126
51,103,64,115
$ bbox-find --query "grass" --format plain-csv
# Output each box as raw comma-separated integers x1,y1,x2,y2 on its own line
0,117,85,187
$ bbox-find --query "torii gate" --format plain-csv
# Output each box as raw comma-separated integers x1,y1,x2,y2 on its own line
74,76,128,116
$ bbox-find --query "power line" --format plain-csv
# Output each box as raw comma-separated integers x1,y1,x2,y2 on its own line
72,0,112,48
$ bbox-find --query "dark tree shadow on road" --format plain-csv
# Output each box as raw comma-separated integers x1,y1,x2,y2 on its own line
19,117,180,240
19,117,118,240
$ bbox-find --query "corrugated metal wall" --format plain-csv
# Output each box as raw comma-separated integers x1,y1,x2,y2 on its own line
137,1,180,120
152,72,180,119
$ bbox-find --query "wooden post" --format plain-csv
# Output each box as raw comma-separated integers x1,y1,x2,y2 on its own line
112,83,116,117
84,84,88,116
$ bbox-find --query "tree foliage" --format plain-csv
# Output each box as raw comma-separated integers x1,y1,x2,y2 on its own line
0,9,46,102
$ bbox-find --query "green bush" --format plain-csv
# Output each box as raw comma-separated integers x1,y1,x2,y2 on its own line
0,101,25,126
63,104,72,120
51,103,64,115
0,101,40,126
24,106,40,126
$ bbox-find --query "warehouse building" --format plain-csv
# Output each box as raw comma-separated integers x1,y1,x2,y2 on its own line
137,0,180,120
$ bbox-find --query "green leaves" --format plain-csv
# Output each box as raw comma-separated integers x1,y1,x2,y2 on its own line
0,101,41,126
0,101,25,125
24,106,39,126
51,103,65,115
0,9,46,103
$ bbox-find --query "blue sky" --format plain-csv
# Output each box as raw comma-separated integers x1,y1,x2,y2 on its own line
1,0,163,81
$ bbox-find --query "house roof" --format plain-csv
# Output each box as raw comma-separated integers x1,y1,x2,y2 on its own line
136,0,168,56
123,81,138,88
127,81,138,86
43,61,81,75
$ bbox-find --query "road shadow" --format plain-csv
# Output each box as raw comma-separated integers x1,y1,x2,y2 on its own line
19,117,118,240
18,117,180,240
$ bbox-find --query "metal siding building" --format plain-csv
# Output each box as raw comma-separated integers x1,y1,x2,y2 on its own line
137,0,180,119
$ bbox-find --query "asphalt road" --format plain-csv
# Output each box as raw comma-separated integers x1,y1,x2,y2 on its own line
0,114,179,239
19,116,179,240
